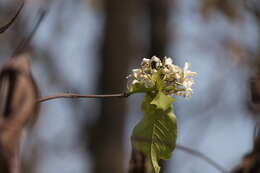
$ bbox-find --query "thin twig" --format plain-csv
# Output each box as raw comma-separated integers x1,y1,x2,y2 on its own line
176,144,228,173
38,92,130,103
12,8,47,56
0,2,24,34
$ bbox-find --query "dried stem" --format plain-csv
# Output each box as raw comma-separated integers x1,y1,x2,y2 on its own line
12,8,47,56
176,144,228,173
38,92,130,103
0,2,24,34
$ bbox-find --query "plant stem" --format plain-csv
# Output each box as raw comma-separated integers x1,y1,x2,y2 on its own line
176,144,228,173
0,2,24,34
38,92,130,103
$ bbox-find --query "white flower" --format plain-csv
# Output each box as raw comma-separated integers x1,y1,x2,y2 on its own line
141,58,150,67
151,56,161,63
143,79,155,88
127,56,196,97
162,57,176,75
151,56,162,68
142,58,150,63
132,69,142,78
183,78,194,90
172,65,181,73
132,80,138,85
176,89,192,98
162,67,170,74
183,62,197,77
164,57,173,65
152,69,158,73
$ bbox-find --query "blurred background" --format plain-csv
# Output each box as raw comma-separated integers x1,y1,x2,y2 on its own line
0,0,260,172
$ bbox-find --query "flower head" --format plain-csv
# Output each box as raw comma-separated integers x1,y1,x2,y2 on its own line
127,56,197,98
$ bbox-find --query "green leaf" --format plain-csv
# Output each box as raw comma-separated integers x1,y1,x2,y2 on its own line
129,83,152,94
151,91,175,111
132,94,178,173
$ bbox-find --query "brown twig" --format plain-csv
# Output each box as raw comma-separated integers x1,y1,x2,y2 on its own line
0,54,39,173
0,2,24,34
176,144,228,173
38,92,130,103
12,8,47,56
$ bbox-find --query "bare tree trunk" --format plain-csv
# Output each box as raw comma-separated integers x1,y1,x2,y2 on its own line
231,123,260,173
88,0,136,173
128,148,151,173
148,0,173,58
234,5,260,173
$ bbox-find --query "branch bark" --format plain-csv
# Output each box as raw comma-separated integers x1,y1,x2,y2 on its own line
0,54,39,173
87,0,137,173
38,92,129,103
0,3,24,34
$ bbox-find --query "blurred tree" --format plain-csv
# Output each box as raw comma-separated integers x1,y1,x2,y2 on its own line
231,124,260,173
87,0,175,172
200,0,243,21
87,0,137,173
0,2,23,34
200,0,260,114
0,2,25,59
148,0,173,58
200,0,260,172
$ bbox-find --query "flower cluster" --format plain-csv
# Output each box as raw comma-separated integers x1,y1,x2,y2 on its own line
127,56,197,97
